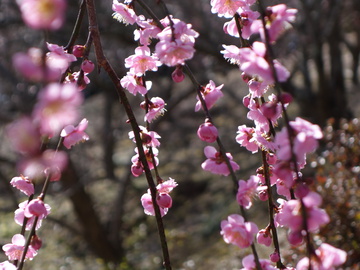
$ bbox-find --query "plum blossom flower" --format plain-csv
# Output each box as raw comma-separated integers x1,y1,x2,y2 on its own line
120,72,152,96
201,146,240,176
61,118,90,149
296,243,347,270
223,7,260,39
17,149,68,180
12,48,63,82
236,125,258,153
260,4,298,43
46,43,77,74
197,121,218,143
0,261,17,270
240,254,277,270
140,97,166,122
236,175,260,209
220,214,258,248
275,117,323,167
112,0,138,25
3,234,37,261
131,147,159,177
6,116,41,156
257,228,272,247
128,126,161,148
210,0,256,18
195,80,224,112
141,178,178,217
238,41,290,84
10,175,34,196
33,83,83,137
14,201,47,231
17,0,66,30
81,60,95,73
155,18,199,66
24,199,49,219
124,46,161,76
134,18,162,46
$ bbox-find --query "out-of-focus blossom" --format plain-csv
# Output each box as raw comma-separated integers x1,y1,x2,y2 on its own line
210,0,256,18
296,243,347,270
32,83,83,137
0,261,17,270
17,0,66,30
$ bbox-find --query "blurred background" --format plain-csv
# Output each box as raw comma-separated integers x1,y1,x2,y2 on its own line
0,0,359,269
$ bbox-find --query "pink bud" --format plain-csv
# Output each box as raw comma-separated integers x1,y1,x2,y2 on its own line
258,189,268,201
279,92,293,104
73,45,85,58
243,94,251,108
294,182,310,198
156,193,172,208
270,251,280,262
261,102,278,119
288,230,303,246
257,229,272,246
197,122,218,143
31,235,42,251
131,162,143,177
171,65,185,83
24,199,48,218
81,60,95,73
266,153,277,165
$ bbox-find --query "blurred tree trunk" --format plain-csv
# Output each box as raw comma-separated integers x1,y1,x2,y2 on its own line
61,159,122,263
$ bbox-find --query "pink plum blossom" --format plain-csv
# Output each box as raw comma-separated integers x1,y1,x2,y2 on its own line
140,97,166,122
17,0,66,30
155,18,198,66
24,199,49,219
220,214,258,248
195,80,224,112
236,175,260,208
197,121,218,143
131,147,159,176
296,243,347,270
72,45,86,58
172,65,185,83
221,45,242,65
260,4,298,43
10,175,34,196
235,125,258,153
6,116,41,155
64,71,91,90
210,0,256,18
32,83,83,137
223,7,260,39
141,192,168,217
46,43,77,74
134,18,162,46
240,254,277,270
18,149,68,180
14,200,51,231
125,46,161,76
61,118,90,149
201,146,240,176
257,229,272,247
2,234,37,261
141,178,177,217
0,261,17,270
238,41,290,84
12,48,63,82
128,126,161,148
120,72,152,96
112,0,138,25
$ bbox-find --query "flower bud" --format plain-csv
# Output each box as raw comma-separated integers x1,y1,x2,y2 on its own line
81,59,95,73
257,229,272,246
73,45,86,58
197,122,218,143
156,193,172,208
270,251,280,262
172,65,185,83
31,235,42,251
24,199,48,218
131,162,143,177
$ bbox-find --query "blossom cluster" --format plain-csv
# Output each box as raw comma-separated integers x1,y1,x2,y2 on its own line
1,2,91,267
209,0,347,269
